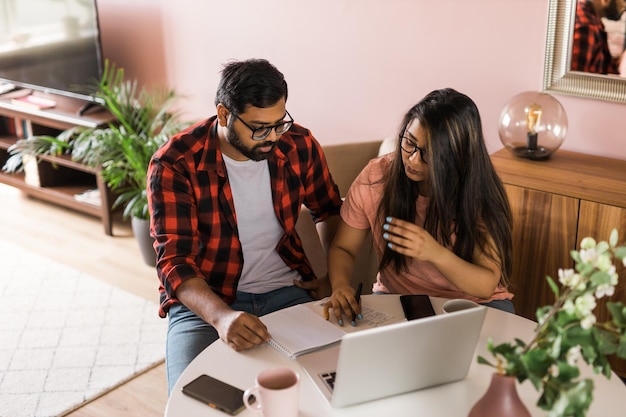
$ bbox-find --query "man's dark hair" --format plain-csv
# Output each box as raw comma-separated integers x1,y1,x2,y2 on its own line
215,59,288,116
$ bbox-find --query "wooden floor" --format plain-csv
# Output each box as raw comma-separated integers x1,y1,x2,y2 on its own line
0,183,168,417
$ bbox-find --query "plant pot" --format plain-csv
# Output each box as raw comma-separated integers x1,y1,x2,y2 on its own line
468,373,531,417
131,216,156,266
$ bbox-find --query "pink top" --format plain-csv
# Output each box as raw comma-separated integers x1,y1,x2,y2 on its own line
341,155,513,302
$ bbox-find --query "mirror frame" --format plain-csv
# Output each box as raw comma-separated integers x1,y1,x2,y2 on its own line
543,0,626,103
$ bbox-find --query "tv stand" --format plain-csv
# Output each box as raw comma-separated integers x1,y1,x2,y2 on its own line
0,83,17,95
0,92,117,235
78,101,105,116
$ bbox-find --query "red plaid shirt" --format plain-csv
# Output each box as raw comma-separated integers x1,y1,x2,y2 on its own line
571,0,619,74
148,116,342,317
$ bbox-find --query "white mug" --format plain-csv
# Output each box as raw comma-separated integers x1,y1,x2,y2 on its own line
442,299,480,313
243,367,300,417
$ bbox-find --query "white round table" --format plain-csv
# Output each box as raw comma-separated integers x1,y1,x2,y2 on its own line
165,295,626,417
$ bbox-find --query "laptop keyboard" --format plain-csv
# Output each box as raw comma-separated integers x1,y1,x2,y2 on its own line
319,371,336,391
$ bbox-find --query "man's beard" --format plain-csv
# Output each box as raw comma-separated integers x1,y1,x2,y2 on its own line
605,0,624,21
226,127,276,161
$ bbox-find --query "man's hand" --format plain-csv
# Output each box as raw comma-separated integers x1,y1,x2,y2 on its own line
294,276,332,299
214,310,270,352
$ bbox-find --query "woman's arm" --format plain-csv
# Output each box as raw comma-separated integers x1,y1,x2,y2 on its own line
324,220,370,324
382,217,501,299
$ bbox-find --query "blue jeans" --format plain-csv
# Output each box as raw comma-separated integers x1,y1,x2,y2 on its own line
481,299,515,314
165,285,313,394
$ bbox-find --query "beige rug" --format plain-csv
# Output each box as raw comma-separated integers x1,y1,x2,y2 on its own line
0,240,167,417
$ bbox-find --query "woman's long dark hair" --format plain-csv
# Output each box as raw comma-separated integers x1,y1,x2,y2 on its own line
376,88,512,288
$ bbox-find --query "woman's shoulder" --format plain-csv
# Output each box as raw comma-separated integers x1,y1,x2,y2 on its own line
356,154,393,184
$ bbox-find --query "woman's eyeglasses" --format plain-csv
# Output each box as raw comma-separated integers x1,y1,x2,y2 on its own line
236,110,294,141
400,134,428,164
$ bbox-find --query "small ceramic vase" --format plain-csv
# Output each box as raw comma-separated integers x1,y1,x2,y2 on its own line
468,373,531,417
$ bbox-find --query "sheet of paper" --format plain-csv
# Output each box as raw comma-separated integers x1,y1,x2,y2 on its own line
308,298,397,331
260,304,346,359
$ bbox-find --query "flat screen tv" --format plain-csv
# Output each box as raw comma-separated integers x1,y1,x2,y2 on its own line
0,0,104,104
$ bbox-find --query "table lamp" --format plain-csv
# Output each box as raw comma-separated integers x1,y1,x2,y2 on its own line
498,91,568,160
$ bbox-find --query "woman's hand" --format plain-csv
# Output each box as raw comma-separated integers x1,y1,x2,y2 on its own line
383,216,501,299
323,285,361,326
382,216,445,262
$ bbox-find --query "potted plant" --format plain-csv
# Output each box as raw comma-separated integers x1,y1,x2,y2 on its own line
474,229,626,417
3,60,189,265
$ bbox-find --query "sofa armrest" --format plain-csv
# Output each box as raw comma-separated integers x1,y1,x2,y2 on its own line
295,207,378,294
295,140,383,293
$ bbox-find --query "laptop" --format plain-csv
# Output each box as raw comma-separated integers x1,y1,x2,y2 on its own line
296,303,487,408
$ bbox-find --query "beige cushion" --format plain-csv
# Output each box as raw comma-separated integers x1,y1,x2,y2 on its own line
296,141,382,293
322,140,383,198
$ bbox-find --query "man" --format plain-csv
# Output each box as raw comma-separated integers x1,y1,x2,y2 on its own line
572,0,625,74
147,59,342,393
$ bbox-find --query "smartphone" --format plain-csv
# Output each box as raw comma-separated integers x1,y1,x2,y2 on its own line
181,374,250,415
400,294,436,320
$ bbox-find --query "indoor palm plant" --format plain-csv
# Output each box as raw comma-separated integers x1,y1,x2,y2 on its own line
69,60,187,221
475,229,626,417
3,60,188,264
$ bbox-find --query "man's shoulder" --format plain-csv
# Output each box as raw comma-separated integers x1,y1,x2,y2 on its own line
276,123,320,156
282,123,315,147
155,118,214,162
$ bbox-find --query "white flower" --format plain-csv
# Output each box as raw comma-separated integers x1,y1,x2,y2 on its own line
581,314,597,330
580,237,596,249
595,284,615,299
566,345,582,366
563,299,576,315
596,253,613,272
579,248,598,265
623,256,626,268
558,268,583,289
574,293,596,318
609,266,618,286
549,363,560,378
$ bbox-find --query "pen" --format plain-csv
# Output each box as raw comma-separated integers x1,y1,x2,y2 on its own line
351,282,363,326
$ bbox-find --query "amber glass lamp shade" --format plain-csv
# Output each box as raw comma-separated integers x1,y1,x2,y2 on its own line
498,91,568,160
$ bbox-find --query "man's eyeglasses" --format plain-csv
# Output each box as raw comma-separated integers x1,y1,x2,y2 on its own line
400,134,428,164
235,110,294,141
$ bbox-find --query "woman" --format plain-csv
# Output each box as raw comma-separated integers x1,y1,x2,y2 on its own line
325,88,514,324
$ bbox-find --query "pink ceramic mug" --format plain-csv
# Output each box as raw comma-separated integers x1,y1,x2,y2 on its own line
243,367,300,417
442,298,480,313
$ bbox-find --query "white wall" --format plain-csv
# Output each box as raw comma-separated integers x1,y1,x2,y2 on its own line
98,0,626,161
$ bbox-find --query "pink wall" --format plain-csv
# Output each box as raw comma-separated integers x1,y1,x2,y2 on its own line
97,0,626,161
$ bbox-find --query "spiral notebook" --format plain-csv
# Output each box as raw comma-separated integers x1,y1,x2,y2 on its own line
260,304,346,359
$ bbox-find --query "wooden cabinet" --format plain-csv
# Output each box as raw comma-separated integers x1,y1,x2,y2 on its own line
0,91,116,235
491,148,626,377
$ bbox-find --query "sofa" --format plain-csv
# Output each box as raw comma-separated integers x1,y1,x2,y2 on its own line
295,140,386,294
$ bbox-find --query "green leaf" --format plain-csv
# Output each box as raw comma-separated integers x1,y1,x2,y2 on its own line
609,228,618,248
555,361,580,382
589,270,611,287
617,334,626,359
607,302,626,326
543,379,593,417
476,356,495,367
547,275,560,298
593,327,618,355
596,241,609,254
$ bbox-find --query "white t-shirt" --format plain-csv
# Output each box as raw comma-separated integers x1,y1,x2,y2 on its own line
222,155,300,293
